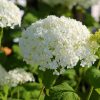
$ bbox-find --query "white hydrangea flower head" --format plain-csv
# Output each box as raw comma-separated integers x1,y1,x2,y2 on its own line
0,0,22,28
78,0,99,8
19,15,98,75
41,0,79,9
6,68,35,87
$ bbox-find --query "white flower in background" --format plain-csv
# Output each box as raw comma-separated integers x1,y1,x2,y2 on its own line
8,0,26,7
13,37,19,43
0,0,22,28
91,3,100,22
78,0,100,8
0,64,8,86
0,65,34,87
19,15,98,75
6,68,35,87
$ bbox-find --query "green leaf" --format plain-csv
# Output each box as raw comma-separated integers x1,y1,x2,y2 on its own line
86,67,100,88
3,85,9,95
11,86,25,98
23,13,38,26
0,51,7,65
12,45,22,58
62,69,76,80
23,92,31,100
23,83,44,99
84,13,97,27
89,89,100,100
23,83,42,91
95,88,100,95
38,70,58,89
45,82,80,100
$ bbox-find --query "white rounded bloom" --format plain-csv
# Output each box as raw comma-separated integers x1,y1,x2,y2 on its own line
19,15,98,75
0,0,22,28
6,68,35,87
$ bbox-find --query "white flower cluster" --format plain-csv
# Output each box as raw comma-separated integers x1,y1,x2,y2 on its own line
6,68,35,87
19,15,98,75
41,0,99,9
0,66,34,87
0,0,22,28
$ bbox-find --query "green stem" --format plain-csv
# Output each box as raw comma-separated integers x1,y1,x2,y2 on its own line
17,86,20,99
0,28,3,48
75,77,81,91
87,60,100,100
2,85,9,100
87,86,93,100
97,60,100,69
38,86,44,100
75,68,84,91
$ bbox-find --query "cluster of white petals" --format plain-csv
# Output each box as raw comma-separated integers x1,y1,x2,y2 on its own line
41,0,99,9
0,0,22,28
6,68,35,87
0,66,34,87
19,15,98,75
